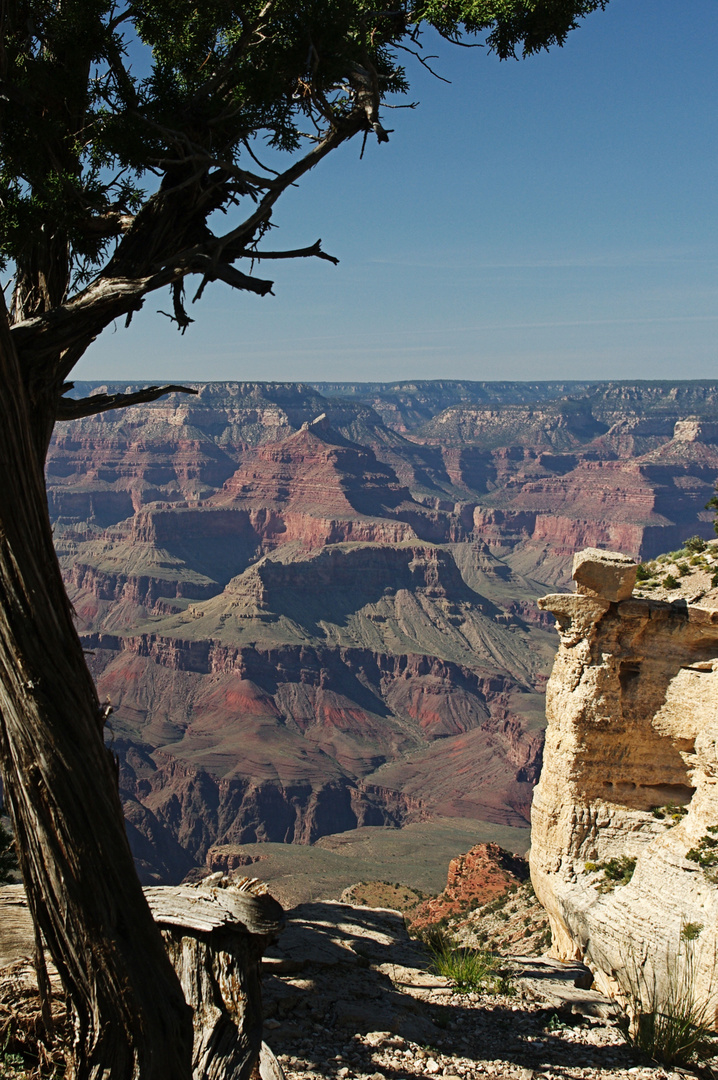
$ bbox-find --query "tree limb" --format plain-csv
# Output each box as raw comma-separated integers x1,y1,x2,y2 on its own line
246,240,339,265
10,112,364,380
56,384,199,421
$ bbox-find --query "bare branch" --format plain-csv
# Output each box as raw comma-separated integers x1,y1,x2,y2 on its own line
211,116,364,260
393,43,452,83
191,258,274,304
56,384,199,421
10,112,364,380
245,240,339,265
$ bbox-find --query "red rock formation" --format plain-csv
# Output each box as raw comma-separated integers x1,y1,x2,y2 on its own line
409,842,529,930
46,381,718,885
81,633,541,880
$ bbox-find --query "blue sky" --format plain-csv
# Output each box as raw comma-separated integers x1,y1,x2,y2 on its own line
78,0,718,384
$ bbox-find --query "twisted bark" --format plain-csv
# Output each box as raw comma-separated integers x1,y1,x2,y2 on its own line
146,877,285,1080
0,295,194,1079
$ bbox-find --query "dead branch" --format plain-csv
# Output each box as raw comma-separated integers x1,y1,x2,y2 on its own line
56,384,198,421
246,240,339,265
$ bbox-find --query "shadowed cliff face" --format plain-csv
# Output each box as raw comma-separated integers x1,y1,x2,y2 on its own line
48,381,718,882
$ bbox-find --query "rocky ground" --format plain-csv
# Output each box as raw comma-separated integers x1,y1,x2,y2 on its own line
449,881,551,957
633,537,718,604
340,845,551,958
1,884,716,1080
263,901,703,1080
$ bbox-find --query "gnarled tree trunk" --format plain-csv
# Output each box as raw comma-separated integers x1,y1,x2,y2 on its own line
0,298,194,1078
146,876,285,1080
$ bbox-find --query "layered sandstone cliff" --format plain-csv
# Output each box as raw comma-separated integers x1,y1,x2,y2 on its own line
48,381,718,883
530,546,718,1016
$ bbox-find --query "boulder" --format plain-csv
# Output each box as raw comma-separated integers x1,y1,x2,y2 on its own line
572,547,637,602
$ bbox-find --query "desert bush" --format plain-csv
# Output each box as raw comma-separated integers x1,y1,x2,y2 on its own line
663,574,679,589
429,941,498,990
427,939,513,995
652,802,688,827
686,825,718,881
584,856,637,892
685,536,708,554
620,931,717,1067
420,926,451,953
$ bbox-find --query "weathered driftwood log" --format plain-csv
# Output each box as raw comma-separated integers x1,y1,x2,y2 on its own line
145,875,285,1080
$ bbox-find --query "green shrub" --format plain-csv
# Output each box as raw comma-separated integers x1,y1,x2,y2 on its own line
420,926,451,952
585,855,637,892
545,1012,570,1032
602,856,637,884
652,802,689,827
663,574,679,589
428,940,501,992
686,825,718,881
685,536,707,554
635,563,651,581
620,933,717,1067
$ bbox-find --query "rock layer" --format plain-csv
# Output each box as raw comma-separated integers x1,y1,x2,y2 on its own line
47,381,718,883
530,548,718,1016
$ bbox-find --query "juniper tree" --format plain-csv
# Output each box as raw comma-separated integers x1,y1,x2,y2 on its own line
0,1,607,1076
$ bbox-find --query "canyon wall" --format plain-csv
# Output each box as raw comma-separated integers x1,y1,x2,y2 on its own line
48,380,718,882
530,548,718,1016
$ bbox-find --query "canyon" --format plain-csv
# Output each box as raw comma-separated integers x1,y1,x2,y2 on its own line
48,379,718,883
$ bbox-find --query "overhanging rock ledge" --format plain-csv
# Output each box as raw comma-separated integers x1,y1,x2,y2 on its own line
530,547,718,1014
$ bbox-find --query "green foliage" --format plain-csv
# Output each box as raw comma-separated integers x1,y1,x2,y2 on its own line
584,855,636,892
545,1011,570,1031
686,825,718,881
635,563,652,581
685,536,707,554
428,937,509,994
601,856,637,883
0,0,610,308
652,802,689,827
0,1026,28,1079
663,574,679,590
